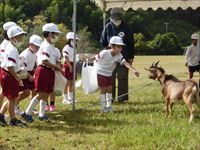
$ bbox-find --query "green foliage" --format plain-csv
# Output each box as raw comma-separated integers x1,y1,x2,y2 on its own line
147,32,184,55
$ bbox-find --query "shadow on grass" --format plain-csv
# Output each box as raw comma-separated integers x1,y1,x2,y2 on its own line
29,109,128,134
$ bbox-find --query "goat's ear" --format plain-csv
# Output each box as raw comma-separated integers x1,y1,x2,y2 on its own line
145,68,150,71
154,61,160,67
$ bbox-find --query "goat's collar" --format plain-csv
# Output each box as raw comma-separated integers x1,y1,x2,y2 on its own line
157,74,165,85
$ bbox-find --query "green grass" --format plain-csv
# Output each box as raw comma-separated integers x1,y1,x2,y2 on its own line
1,56,200,150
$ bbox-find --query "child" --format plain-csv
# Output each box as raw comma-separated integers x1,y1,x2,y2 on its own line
15,35,42,114
46,47,61,112
84,36,139,112
0,26,27,127
21,23,62,122
0,22,17,109
185,33,200,79
62,32,79,104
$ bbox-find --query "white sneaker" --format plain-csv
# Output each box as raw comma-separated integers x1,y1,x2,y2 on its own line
62,99,72,105
101,107,113,113
15,106,22,115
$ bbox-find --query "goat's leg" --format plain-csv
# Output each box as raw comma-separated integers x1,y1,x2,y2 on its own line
168,102,174,117
165,98,170,117
184,97,194,123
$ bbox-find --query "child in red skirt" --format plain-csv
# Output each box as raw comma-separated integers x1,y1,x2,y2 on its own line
0,22,17,109
62,32,79,104
46,47,61,112
0,26,27,127
85,36,140,112
21,23,62,122
15,35,42,114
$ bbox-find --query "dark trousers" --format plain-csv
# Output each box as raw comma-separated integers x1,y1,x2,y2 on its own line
112,63,129,101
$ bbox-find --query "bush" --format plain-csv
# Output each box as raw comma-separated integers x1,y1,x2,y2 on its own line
147,32,184,55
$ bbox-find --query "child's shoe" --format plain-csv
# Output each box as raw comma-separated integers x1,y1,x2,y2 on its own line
0,114,7,127
38,115,49,121
49,105,55,112
45,105,50,111
9,118,27,128
21,112,33,123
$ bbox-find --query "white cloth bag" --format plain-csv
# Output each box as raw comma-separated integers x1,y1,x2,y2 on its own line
82,60,98,94
54,71,67,92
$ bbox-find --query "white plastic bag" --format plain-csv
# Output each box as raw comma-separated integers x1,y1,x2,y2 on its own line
82,60,98,94
54,72,67,92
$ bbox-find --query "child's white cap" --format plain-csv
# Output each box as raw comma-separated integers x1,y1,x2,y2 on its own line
109,36,125,45
29,35,42,47
3,22,17,31
191,33,199,40
7,26,26,39
66,32,79,40
42,23,62,33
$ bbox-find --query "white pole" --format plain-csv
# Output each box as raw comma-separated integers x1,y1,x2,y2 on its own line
72,0,77,110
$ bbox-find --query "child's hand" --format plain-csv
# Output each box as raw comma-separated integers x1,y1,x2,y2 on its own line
185,62,188,67
28,74,34,82
134,71,140,77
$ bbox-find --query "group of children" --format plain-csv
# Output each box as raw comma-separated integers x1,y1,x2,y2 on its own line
0,21,140,127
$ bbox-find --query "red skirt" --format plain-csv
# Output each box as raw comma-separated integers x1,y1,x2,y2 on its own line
0,69,19,99
19,71,35,91
34,65,55,93
63,62,76,80
97,74,112,87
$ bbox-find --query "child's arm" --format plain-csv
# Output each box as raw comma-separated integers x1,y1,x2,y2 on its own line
64,56,72,72
42,60,62,72
123,61,140,77
7,67,23,86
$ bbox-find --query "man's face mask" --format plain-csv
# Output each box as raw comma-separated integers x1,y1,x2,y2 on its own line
111,19,122,27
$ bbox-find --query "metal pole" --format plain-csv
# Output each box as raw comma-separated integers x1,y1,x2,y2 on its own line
164,22,169,33
72,0,77,110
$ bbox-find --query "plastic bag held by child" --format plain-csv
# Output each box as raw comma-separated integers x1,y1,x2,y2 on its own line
54,72,67,92
82,60,98,94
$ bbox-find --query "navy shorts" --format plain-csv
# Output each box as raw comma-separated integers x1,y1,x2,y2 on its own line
189,65,200,73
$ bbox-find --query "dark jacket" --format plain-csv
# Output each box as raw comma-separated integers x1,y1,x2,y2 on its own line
100,21,134,60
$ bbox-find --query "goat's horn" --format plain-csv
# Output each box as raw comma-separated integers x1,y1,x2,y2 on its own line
150,61,155,67
154,61,160,67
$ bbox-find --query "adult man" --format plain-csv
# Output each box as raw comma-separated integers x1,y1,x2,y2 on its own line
100,7,134,102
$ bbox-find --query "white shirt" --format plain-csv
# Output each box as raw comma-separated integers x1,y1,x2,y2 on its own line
0,39,9,64
95,49,125,76
54,48,61,64
1,41,20,72
62,45,74,62
19,48,36,71
37,39,57,65
186,44,200,66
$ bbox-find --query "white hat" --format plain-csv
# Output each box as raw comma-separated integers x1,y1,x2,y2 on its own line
3,22,17,31
29,35,42,47
7,26,26,39
66,32,79,40
191,33,199,40
109,36,125,45
42,23,62,33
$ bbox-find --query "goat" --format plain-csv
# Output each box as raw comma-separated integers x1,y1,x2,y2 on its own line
145,61,200,122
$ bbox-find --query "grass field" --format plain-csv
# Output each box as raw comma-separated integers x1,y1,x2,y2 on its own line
1,56,200,150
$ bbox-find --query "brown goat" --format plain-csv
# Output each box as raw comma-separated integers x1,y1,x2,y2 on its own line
145,61,200,122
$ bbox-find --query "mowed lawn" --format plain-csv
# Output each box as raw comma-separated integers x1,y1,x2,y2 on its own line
1,56,200,150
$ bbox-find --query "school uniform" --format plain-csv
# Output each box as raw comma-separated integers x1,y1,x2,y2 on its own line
186,44,200,73
35,39,56,93
62,45,75,80
0,41,20,99
19,48,36,91
0,39,9,75
95,49,125,87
